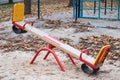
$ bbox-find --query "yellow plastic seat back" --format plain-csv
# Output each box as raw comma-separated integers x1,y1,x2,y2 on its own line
94,45,110,66
13,3,24,22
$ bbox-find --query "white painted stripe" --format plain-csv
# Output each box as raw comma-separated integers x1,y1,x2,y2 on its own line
21,24,95,63
60,44,80,58
45,35,63,45
82,54,94,64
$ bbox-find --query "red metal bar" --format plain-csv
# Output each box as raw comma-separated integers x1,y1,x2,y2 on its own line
12,22,25,30
30,47,65,72
43,44,54,60
81,49,90,55
12,21,34,30
43,51,50,60
67,54,76,65
23,21,34,27
44,44,76,65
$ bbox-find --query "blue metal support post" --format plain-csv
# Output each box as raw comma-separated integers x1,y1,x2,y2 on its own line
118,0,120,20
104,0,107,15
98,0,101,18
75,0,78,21
78,0,80,18
111,0,113,11
38,0,40,19
94,1,96,14
80,0,83,18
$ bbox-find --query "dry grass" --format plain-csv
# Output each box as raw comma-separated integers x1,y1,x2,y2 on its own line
0,0,71,22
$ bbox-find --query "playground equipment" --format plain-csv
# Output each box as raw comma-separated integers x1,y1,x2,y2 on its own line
12,3,111,74
73,0,120,20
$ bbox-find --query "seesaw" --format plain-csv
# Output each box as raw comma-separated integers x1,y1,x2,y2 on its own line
11,3,110,74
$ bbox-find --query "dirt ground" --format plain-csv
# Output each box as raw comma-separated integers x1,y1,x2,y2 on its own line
0,12,120,80
0,50,120,80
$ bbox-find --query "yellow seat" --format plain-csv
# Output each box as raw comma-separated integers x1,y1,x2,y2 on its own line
12,3,24,22
94,45,110,68
80,45,110,69
12,3,34,33
12,3,27,34
80,45,110,74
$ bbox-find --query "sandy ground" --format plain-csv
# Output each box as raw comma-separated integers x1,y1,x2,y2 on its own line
0,11,120,80
0,51,120,80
